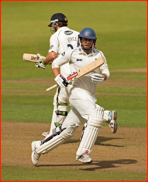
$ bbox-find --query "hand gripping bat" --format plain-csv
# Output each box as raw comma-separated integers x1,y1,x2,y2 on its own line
23,53,51,65
46,56,105,92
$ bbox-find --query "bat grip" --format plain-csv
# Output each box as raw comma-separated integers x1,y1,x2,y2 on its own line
46,84,58,91
46,79,71,92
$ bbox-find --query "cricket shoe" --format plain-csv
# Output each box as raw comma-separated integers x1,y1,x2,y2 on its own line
76,154,92,164
108,110,118,134
31,141,41,166
42,132,50,137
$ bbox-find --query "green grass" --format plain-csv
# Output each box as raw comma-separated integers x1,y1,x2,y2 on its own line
1,1,147,71
1,166,147,181
1,1,147,181
1,78,147,127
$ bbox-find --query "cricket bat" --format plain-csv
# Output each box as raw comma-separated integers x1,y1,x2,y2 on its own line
46,56,105,92
23,53,51,64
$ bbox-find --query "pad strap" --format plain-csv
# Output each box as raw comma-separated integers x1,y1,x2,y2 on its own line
41,127,66,145
57,103,67,106
55,110,67,116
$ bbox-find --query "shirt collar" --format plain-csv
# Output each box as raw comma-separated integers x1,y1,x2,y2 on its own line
78,47,97,56
57,26,69,33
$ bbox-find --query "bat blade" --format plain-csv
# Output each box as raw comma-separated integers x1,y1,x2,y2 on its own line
23,53,46,63
67,56,105,82
46,56,105,92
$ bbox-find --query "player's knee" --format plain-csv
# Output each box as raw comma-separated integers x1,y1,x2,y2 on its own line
61,124,79,139
88,106,104,128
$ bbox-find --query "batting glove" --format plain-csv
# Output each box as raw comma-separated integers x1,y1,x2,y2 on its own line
55,74,68,88
91,73,105,84
35,53,46,69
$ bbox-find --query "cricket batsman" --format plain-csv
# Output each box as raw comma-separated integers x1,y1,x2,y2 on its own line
31,28,117,165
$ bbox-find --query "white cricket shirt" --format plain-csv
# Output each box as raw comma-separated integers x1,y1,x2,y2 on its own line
52,47,110,97
49,27,79,77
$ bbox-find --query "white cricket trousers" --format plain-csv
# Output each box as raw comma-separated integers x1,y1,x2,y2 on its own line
62,87,97,129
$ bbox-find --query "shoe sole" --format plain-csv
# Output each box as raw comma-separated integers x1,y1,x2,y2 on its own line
76,157,93,164
31,142,39,166
31,151,38,166
79,159,93,164
112,110,117,120
111,110,118,134
85,159,93,164
31,142,37,165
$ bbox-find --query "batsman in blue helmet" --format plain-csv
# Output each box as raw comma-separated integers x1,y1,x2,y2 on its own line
79,28,97,51
31,27,118,166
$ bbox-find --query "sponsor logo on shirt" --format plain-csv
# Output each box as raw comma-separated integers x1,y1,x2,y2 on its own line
49,45,54,50
61,52,65,56
76,59,83,61
64,31,73,35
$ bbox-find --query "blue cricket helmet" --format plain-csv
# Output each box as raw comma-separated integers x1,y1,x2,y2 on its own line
79,28,97,41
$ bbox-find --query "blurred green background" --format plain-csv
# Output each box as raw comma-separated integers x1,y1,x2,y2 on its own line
1,1,147,181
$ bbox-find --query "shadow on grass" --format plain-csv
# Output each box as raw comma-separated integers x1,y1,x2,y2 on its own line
80,159,137,171
64,136,124,147
38,159,137,171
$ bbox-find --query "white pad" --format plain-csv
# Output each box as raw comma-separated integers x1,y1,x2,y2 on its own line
49,106,57,135
36,124,79,154
36,134,64,154
76,125,100,156
76,106,104,157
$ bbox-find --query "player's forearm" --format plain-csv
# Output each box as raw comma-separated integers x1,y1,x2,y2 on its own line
102,73,107,80
44,51,57,64
52,68,60,77
102,69,110,80
101,66,110,80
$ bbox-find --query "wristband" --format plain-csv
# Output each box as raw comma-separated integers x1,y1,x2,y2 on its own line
42,60,47,65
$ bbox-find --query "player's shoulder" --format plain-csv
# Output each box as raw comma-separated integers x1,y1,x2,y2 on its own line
70,29,79,35
61,48,77,56
50,27,63,38
70,47,79,54
64,27,79,35
64,47,79,57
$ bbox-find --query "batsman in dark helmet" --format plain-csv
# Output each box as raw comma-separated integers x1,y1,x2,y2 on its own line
35,13,79,137
48,13,68,32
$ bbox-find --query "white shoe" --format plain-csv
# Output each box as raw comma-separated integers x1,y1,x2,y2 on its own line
31,141,41,166
76,154,92,164
108,110,118,133
42,132,50,137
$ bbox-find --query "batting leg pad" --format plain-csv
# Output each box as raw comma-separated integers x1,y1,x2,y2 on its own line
88,105,104,127
76,106,104,157
36,124,79,154
55,104,68,126
76,125,100,156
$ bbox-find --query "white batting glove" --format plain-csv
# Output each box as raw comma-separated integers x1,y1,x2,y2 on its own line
91,73,105,84
55,74,68,88
35,53,46,69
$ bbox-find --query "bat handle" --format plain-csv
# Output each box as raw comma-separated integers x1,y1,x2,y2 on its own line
46,84,58,91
